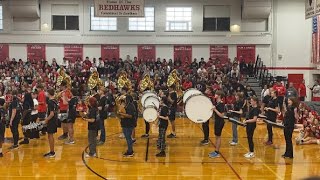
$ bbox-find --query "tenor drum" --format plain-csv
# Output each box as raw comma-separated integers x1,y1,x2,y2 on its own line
141,91,157,105
183,88,202,103
144,96,160,109
143,105,158,123
185,94,213,123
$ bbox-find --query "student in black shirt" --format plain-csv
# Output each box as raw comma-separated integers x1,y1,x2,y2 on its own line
282,97,299,159
65,88,78,145
264,90,279,145
44,89,58,158
82,97,99,158
9,90,21,150
19,91,34,145
119,95,136,157
0,98,6,157
200,87,212,146
97,87,108,145
156,97,170,157
243,96,260,159
209,90,225,158
229,93,244,146
167,86,178,138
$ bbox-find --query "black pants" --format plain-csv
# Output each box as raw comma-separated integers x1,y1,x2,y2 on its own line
202,120,209,140
246,123,256,152
267,117,276,142
30,114,39,139
38,112,47,134
158,126,167,151
144,120,150,135
10,117,20,146
284,126,294,157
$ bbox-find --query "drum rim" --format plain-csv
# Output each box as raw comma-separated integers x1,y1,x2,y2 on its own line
141,91,157,104
143,96,160,108
143,105,158,122
183,88,202,103
184,94,213,123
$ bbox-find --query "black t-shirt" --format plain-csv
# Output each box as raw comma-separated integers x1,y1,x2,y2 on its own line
120,103,136,128
284,106,295,128
214,102,225,122
68,97,78,119
9,97,21,119
232,100,244,118
159,105,169,128
0,108,6,125
88,107,99,130
169,91,178,109
47,99,58,122
266,98,277,121
248,106,260,124
263,95,271,105
195,82,206,93
245,89,256,98
98,96,108,119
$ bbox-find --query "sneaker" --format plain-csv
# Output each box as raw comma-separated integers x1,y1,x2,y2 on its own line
167,133,176,138
19,139,29,145
119,133,125,138
281,154,293,159
44,152,56,158
229,141,238,146
64,140,75,145
8,145,19,150
244,152,255,158
265,141,273,146
97,141,105,146
296,139,302,145
123,151,134,157
208,151,220,158
85,153,97,158
243,152,251,157
0,153,3,157
156,151,166,157
58,134,68,140
200,139,209,145
132,139,137,144
141,134,149,138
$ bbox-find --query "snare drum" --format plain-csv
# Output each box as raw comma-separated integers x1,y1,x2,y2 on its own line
185,94,213,123
143,105,158,123
183,88,202,103
144,96,160,109
141,91,157,105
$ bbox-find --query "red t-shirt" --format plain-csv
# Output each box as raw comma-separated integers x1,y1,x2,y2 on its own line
59,89,72,111
38,90,47,113
273,84,286,96
182,81,193,90
226,96,236,105
299,83,306,97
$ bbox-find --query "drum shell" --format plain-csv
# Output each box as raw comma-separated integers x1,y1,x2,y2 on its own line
183,88,202,103
143,105,158,123
143,96,160,109
184,94,213,123
141,91,157,105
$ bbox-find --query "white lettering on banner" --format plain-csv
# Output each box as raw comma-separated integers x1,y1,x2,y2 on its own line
306,0,316,19
94,0,144,17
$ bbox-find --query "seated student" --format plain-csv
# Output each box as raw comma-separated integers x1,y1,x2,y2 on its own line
298,118,320,145
0,98,6,157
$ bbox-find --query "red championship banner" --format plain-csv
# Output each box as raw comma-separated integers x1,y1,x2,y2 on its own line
27,44,46,61
138,45,156,62
0,44,9,61
174,45,192,65
237,45,256,63
101,45,120,61
210,45,228,63
64,44,83,63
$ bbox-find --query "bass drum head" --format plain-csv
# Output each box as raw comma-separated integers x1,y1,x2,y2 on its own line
143,105,158,123
141,91,157,105
185,94,213,123
144,96,160,109
183,88,202,103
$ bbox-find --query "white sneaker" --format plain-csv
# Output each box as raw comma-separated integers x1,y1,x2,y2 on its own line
119,133,125,138
85,153,97,158
243,152,251,157
229,141,238,146
64,140,75,145
244,152,255,158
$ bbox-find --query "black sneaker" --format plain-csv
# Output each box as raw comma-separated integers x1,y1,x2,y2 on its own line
132,139,136,144
141,134,149,138
167,133,176,138
97,141,105,146
123,151,134,157
19,139,29,145
58,134,68,140
0,153,3,157
200,139,209,145
8,145,19,150
156,151,166,157
44,152,56,158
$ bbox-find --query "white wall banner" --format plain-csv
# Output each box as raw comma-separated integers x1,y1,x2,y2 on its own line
94,0,145,17
306,0,316,19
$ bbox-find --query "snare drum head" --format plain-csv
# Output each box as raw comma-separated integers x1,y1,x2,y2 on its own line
144,96,160,109
183,88,202,103
141,91,157,105
143,106,158,123
185,94,213,123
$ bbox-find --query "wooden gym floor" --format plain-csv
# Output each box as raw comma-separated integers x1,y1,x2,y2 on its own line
0,117,319,180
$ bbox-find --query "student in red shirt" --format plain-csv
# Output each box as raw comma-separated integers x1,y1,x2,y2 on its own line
298,80,307,101
272,80,286,111
182,78,193,90
37,84,47,135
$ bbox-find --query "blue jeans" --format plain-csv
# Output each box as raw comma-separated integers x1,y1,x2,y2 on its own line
122,127,134,153
232,117,239,143
99,118,106,142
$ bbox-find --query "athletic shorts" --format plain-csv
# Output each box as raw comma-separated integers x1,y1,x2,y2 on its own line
169,108,176,121
58,111,68,123
214,119,225,136
67,116,76,124
47,119,57,134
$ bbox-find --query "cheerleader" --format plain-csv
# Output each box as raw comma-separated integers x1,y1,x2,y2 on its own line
243,96,260,158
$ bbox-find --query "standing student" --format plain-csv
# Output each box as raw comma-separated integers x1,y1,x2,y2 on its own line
265,90,279,145
43,89,59,158
58,80,72,140
200,86,211,146
167,86,178,138
156,97,170,157
229,93,244,146
9,90,22,150
37,84,47,136
209,90,225,158
298,80,306,101
30,91,40,139
20,92,34,145
97,87,108,145
282,97,299,159
65,88,78,145
0,98,6,157
243,96,260,158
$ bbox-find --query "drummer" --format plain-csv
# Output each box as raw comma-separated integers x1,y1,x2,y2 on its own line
156,97,170,157
200,86,213,146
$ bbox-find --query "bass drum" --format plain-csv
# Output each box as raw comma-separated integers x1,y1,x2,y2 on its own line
185,94,213,123
144,96,160,109
141,91,157,105
183,88,202,103
143,105,158,123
